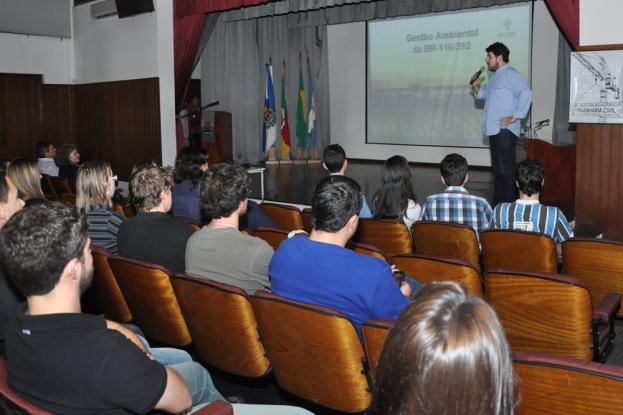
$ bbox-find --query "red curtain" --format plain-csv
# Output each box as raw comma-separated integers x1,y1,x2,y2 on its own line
545,0,579,49
173,1,205,150
176,0,271,18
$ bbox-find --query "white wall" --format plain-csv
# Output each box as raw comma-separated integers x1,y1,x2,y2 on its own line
0,30,75,84
581,0,623,46
328,2,560,166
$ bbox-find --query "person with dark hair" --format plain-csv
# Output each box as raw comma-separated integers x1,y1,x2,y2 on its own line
7,158,47,208
269,175,415,339
185,162,273,294
490,158,573,247
0,173,25,357
322,144,372,218
55,144,81,180
36,141,58,176
171,146,210,222
419,153,493,240
131,158,158,175
472,42,532,206
117,166,196,274
372,155,420,229
369,281,518,415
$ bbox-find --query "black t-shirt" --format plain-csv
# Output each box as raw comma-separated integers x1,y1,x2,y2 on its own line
0,265,24,357
58,164,79,181
117,212,196,274
6,305,167,414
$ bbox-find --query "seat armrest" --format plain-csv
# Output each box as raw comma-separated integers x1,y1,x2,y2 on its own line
193,401,234,415
593,292,622,322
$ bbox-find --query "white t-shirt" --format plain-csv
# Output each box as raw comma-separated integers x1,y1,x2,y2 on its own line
402,199,421,230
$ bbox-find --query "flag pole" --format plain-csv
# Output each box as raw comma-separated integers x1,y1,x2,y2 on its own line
295,52,307,164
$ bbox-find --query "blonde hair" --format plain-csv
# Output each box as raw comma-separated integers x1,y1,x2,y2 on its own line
7,158,45,201
76,160,113,210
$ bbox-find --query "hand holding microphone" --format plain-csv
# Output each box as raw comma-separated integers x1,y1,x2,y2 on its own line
469,66,485,86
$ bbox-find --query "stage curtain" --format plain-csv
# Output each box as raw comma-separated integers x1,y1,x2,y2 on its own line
544,0,579,49
174,2,205,113
201,15,329,164
552,32,576,145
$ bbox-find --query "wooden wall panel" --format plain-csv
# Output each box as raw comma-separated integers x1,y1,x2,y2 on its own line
575,124,623,239
0,73,44,160
74,78,162,179
42,84,77,146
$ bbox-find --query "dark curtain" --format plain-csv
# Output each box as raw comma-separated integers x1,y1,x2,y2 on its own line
544,0,579,49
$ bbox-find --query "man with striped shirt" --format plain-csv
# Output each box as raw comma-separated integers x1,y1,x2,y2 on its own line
420,153,493,241
490,158,573,248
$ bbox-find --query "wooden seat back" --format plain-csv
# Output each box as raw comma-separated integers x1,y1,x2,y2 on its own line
513,351,623,415
301,207,312,234
107,256,191,347
392,254,484,298
250,291,371,412
411,221,481,272
353,218,413,260
252,227,290,251
59,193,76,206
89,245,132,323
361,319,394,377
485,269,593,360
481,229,558,273
562,238,623,316
346,242,389,263
171,215,202,231
113,203,124,214
171,274,270,377
0,357,54,415
259,202,304,231
50,176,73,196
67,180,76,194
123,204,137,218
40,174,58,201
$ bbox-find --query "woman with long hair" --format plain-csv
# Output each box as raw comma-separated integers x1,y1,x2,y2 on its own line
6,158,46,208
372,155,421,229
171,146,209,223
55,144,81,181
76,160,125,254
369,281,518,415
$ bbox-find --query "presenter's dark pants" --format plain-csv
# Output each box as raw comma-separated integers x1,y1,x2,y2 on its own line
489,129,518,206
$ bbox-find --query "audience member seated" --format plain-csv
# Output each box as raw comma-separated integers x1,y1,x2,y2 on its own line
172,146,277,230
269,175,418,339
6,158,47,208
0,174,25,357
132,158,157,174
35,141,58,176
490,158,573,248
186,162,273,294
322,144,372,218
76,160,126,254
372,155,421,229
118,165,196,274
369,281,518,415
419,153,493,240
55,144,81,181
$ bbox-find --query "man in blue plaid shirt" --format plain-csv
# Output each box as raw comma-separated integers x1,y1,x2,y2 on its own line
419,154,493,241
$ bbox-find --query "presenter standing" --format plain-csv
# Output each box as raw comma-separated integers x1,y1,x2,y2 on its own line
471,42,532,206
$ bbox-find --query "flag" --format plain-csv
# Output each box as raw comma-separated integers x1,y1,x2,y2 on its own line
280,67,291,159
307,69,317,149
296,66,307,151
262,63,277,155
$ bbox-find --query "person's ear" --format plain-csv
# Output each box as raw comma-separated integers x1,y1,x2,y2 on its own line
516,180,519,188
463,173,469,185
0,205,6,221
441,176,446,186
322,162,328,172
342,159,348,172
347,214,358,230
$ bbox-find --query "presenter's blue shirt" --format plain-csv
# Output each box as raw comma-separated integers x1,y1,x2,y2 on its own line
475,64,532,137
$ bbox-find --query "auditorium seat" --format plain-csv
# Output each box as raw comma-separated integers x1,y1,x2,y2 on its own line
259,202,305,231
301,207,312,234
59,193,76,206
485,269,620,362
250,291,371,412
481,229,559,273
123,204,137,218
113,202,124,214
411,221,482,273
40,174,58,201
171,274,270,378
352,218,413,260
252,226,290,251
50,176,73,197
346,241,389,263
362,318,394,377
562,237,623,317
107,256,192,348
88,245,132,324
391,254,483,298
171,215,202,231
514,351,623,415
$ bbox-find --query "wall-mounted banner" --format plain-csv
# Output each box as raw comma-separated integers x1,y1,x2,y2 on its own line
570,51,623,124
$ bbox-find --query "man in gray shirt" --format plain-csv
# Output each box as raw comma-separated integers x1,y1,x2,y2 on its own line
185,162,272,294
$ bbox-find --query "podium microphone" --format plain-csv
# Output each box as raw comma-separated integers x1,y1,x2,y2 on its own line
469,66,485,85
533,119,550,126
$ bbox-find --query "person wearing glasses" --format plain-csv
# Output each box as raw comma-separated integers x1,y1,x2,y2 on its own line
76,160,126,254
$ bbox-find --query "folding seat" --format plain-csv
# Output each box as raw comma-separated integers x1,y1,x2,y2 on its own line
259,202,304,231
481,229,558,273
352,218,413,261
252,226,290,251
40,174,58,201
88,245,132,323
346,241,389,263
301,207,312,234
361,319,394,377
50,176,73,196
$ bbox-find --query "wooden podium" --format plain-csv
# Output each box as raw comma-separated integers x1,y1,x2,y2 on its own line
201,111,232,163
526,138,576,219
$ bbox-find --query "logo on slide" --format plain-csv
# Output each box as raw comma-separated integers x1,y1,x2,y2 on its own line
503,20,512,31
499,20,515,38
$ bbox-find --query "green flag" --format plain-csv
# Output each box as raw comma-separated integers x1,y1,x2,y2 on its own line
296,66,307,150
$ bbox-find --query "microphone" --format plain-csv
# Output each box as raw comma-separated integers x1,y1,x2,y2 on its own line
469,66,485,85
533,119,550,126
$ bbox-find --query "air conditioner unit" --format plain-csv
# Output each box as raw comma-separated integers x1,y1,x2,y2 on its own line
91,0,118,19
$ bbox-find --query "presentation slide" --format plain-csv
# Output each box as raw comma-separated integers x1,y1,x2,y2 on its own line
367,4,532,147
